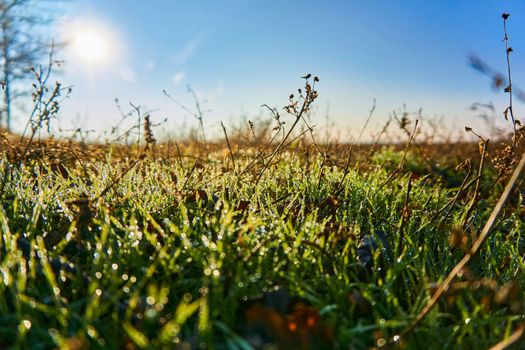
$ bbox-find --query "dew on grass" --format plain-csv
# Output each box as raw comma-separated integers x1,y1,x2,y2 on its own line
21,320,31,330
87,327,97,338
48,328,59,338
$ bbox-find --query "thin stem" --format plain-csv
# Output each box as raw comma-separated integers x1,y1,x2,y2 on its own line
502,14,517,145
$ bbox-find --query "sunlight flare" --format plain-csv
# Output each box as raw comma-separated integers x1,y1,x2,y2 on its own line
72,28,109,64
64,18,119,68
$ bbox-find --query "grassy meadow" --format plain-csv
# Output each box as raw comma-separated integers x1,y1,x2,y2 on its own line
0,83,524,350
0,8,524,347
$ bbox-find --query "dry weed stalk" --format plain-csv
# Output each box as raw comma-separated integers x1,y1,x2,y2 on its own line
144,114,157,158
394,148,525,345
19,47,71,161
461,128,489,226
393,12,525,346
221,121,237,174
501,13,518,144
163,86,210,155
251,75,320,187
489,323,525,350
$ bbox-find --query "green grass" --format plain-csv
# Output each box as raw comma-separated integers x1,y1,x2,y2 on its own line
0,146,523,349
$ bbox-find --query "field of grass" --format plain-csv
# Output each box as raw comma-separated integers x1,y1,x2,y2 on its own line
0,119,524,349
3,2,525,349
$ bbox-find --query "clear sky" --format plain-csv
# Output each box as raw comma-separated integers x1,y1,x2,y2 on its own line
37,0,525,141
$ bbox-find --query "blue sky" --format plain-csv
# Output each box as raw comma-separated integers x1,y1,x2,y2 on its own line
41,0,525,140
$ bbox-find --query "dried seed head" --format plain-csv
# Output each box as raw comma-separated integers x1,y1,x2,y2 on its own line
144,115,156,145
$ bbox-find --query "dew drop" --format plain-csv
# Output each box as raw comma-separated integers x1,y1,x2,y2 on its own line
22,320,31,330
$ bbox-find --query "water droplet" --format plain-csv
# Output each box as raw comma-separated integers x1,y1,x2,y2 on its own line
87,327,97,337
145,308,157,318
22,320,31,330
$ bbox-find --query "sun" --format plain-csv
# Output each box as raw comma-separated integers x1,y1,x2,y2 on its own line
72,28,109,65
64,18,118,68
